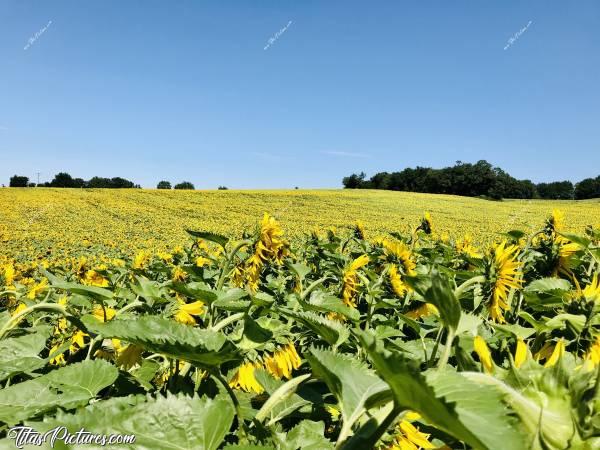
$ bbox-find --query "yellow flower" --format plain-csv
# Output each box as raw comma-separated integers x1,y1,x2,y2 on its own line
229,361,264,393
582,274,600,302
405,303,439,320
195,256,211,267
386,420,435,450
69,330,87,354
117,344,144,369
3,262,16,286
49,343,65,365
171,266,187,282
389,265,408,298
174,300,204,325
514,338,527,368
92,306,116,322
474,335,494,373
263,343,302,380
554,236,580,276
133,250,151,269
585,337,600,365
487,240,523,323
341,254,369,308
544,339,565,368
157,252,173,262
549,209,565,232
83,269,109,287
456,234,481,258
354,220,366,240
381,239,416,276
27,278,48,299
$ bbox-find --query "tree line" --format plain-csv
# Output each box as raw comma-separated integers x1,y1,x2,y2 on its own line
9,173,140,188
342,160,600,200
8,174,199,190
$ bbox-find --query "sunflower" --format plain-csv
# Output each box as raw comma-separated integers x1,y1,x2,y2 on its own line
173,298,204,325
553,236,580,277
263,343,302,379
133,250,151,269
2,262,15,286
341,254,370,308
405,303,439,320
544,339,565,368
582,337,600,366
456,234,481,259
473,335,494,373
485,240,523,323
389,265,409,298
27,278,48,300
514,338,528,368
354,220,366,240
380,239,416,276
385,417,435,450
582,274,600,302
83,269,109,287
171,266,187,282
92,305,116,322
237,213,288,292
416,212,434,235
229,361,264,394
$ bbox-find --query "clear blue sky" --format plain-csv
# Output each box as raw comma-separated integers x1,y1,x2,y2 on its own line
1,1,599,188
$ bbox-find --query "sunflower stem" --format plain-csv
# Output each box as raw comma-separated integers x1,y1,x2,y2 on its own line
210,369,248,442
437,329,455,369
454,275,485,299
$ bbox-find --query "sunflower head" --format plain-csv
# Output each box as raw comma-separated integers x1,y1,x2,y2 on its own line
484,240,523,322
354,220,366,240
417,212,433,235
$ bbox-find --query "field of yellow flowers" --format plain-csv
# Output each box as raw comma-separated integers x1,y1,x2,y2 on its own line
1,188,600,449
1,188,598,265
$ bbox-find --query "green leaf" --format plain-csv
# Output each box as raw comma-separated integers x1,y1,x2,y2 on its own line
279,420,334,450
131,276,166,306
81,315,239,366
243,315,273,344
301,291,360,321
31,393,234,450
0,327,50,382
186,230,229,248
424,271,461,332
170,282,218,304
525,278,571,293
558,232,590,248
279,310,349,346
51,281,113,300
306,348,389,444
358,332,525,450
0,359,118,425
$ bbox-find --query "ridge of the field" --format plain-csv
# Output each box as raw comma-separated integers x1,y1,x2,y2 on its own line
1,187,599,262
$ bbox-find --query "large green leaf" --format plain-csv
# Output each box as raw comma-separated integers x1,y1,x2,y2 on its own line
28,393,234,450
81,315,239,366
358,331,528,450
0,359,118,425
50,281,113,300
306,348,389,445
424,271,461,332
278,420,334,450
0,327,50,382
279,309,349,346
186,230,229,248
301,291,360,321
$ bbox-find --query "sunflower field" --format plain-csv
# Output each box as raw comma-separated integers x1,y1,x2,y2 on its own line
1,208,600,449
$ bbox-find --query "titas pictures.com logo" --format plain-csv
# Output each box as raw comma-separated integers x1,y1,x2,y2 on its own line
7,426,136,448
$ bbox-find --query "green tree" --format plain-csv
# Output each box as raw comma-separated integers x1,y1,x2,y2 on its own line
9,175,29,187
174,181,195,190
157,181,172,189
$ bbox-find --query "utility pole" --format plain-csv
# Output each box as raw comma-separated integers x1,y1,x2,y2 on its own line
36,172,41,186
